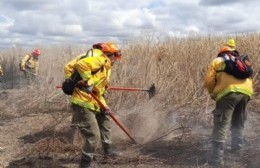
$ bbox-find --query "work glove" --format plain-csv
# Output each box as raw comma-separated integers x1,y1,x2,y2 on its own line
102,106,112,115
65,78,70,83
84,85,93,94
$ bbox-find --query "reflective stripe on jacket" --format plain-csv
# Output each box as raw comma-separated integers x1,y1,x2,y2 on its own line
204,57,254,101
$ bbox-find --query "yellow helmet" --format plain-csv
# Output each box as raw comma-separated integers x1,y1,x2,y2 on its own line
226,38,236,48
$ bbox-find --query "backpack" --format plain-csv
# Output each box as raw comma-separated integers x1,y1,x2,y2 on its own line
219,53,253,79
62,70,82,95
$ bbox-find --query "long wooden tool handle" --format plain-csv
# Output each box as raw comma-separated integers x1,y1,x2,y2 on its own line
108,87,148,91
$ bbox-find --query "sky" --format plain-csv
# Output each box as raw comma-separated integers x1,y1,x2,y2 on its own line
0,0,260,49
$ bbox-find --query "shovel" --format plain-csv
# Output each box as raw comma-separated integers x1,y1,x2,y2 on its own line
56,84,156,98
109,83,156,99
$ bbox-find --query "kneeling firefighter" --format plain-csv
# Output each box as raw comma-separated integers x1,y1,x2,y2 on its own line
63,42,122,168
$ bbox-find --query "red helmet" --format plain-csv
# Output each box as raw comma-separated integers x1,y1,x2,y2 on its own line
93,42,121,60
31,49,41,56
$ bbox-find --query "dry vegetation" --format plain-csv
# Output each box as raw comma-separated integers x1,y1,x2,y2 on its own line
0,34,259,168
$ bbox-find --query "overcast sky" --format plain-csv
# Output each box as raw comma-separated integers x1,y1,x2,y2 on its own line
0,0,260,49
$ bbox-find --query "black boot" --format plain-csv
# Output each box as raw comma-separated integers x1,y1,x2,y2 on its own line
104,146,122,157
230,137,243,155
79,159,91,168
209,141,224,168
79,153,92,168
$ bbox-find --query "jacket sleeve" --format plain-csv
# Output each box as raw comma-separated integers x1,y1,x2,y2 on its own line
204,59,218,95
64,56,81,79
21,55,30,69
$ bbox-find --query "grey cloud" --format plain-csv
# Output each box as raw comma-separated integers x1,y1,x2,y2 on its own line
1,0,260,48
0,15,14,34
61,12,81,25
0,0,54,10
9,13,60,35
9,12,83,37
153,2,204,33
199,0,257,6
199,4,255,34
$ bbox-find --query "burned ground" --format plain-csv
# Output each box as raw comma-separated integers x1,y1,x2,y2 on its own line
0,87,259,168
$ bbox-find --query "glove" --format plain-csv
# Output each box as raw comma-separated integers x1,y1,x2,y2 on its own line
102,106,112,115
84,85,93,94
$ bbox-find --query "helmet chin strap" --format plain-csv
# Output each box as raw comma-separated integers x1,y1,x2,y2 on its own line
107,55,117,65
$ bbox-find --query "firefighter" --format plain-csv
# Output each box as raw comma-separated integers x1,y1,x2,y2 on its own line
64,42,121,168
204,45,254,167
20,49,41,84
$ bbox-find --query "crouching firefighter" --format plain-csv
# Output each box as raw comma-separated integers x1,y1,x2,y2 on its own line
63,42,122,168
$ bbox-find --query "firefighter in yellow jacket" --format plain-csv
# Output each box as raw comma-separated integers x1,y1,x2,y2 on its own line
64,42,121,168
20,49,41,84
204,45,254,167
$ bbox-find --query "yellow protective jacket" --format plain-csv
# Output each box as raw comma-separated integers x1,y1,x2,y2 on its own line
64,53,86,79
20,54,39,75
0,65,3,76
204,57,254,101
64,49,112,112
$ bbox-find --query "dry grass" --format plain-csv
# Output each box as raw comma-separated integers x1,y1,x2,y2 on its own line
0,33,260,134
0,34,260,167
1,34,259,106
